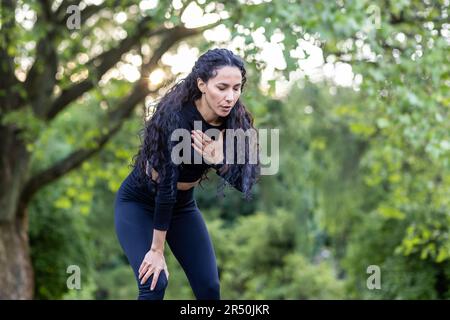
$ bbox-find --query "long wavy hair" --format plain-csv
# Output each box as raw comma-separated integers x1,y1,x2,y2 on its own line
131,48,261,200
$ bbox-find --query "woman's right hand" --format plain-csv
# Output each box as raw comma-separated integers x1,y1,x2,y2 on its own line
138,248,169,290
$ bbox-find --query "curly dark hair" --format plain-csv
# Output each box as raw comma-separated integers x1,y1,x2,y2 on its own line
131,48,261,200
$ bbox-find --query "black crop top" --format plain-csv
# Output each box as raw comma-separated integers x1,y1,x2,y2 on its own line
151,100,243,231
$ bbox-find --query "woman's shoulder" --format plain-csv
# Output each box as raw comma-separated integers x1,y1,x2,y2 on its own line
157,107,190,141
160,100,201,133
158,105,188,128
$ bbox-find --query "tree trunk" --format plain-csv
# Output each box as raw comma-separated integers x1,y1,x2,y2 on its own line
0,215,34,299
0,125,34,299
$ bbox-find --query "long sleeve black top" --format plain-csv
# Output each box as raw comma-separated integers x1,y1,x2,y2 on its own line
152,100,243,231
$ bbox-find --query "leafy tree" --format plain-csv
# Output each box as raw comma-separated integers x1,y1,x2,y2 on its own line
1,0,447,299
0,0,302,298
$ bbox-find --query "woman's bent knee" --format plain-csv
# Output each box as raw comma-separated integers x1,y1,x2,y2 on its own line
137,272,169,300
195,279,221,300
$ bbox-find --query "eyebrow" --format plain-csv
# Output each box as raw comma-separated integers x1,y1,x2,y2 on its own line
217,82,242,86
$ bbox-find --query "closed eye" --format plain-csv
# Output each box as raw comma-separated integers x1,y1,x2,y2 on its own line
219,87,241,91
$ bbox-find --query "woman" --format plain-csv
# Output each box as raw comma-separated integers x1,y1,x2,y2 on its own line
114,48,260,300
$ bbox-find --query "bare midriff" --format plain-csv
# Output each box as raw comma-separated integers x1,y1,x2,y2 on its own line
151,168,200,191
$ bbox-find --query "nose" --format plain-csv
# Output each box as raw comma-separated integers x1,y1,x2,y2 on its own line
225,90,234,103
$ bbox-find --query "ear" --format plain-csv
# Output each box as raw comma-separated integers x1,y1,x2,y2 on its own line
197,77,206,93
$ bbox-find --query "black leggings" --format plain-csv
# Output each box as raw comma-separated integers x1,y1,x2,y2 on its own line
114,169,220,300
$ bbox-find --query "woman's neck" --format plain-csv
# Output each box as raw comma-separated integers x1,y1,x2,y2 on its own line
194,99,222,126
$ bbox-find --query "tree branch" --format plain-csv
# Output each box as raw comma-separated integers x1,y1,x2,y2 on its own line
22,0,62,117
0,0,23,112
46,20,220,121
45,15,159,120
20,1,120,115
17,76,172,216
23,34,58,117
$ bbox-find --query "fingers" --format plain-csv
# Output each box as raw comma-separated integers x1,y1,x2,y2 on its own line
194,130,212,142
192,141,203,156
141,267,165,291
192,132,205,150
192,130,220,163
191,131,208,157
139,260,145,274
191,131,204,149
150,269,162,291
138,260,150,280
141,266,155,285
137,250,169,290
191,130,212,147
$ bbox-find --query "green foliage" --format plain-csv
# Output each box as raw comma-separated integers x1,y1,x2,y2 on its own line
29,180,95,299
208,210,345,299
342,212,450,299
9,0,448,300
1,108,45,145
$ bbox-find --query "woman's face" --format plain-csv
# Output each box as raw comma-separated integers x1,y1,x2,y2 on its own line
198,66,242,117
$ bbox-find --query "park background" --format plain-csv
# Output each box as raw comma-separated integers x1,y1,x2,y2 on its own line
0,0,449,299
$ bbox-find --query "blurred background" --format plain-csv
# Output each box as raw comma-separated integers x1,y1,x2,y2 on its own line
0,0,449,300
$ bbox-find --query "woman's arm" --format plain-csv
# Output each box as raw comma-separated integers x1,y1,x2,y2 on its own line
151,229,167,253
152,148,180,231
138,153,177,289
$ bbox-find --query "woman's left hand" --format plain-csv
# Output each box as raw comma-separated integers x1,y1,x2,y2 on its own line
191,129,224,165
